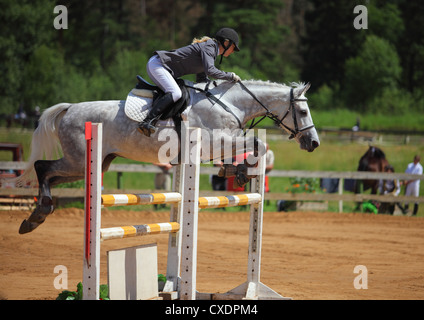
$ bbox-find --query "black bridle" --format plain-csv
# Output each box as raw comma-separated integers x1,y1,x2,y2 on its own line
185,80,315,139
239,81,315,139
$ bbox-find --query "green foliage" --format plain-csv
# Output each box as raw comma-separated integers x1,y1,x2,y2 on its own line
286,177,320,194
0,0,55,112
56,282,109,300
302,0,366,89
24,45,67,106
344,35,402,111
0,0,423,123
56,282,83,300
308,84,338,111
368,3,404,45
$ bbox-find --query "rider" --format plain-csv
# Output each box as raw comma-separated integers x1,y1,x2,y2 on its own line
138,27,241,137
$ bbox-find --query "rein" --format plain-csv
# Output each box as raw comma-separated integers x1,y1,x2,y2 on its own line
184,82,243,128
185,80,315,139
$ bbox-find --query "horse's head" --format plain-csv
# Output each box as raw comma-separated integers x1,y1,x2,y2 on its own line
276,83,320,152
358,146,387,172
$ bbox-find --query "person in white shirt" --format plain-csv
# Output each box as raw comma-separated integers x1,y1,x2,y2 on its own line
404,155,423,215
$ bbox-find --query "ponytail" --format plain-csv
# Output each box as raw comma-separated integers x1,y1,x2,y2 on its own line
192,36,212,44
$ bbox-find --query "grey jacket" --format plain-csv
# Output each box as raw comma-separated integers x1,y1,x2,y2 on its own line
155,39,233,82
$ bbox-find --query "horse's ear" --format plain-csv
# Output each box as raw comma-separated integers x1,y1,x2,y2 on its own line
296,82,311,98
301,82,311,96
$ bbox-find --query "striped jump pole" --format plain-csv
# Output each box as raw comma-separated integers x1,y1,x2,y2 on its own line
100,192,260,209
101,192,182,207
198,193,261,209
100,222,180,241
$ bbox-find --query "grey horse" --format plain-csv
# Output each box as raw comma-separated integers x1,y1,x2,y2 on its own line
14,80,320,234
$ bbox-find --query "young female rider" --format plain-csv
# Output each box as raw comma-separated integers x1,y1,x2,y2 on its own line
138,27,241,137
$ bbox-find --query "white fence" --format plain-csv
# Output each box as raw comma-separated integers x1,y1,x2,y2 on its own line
1,161,423,213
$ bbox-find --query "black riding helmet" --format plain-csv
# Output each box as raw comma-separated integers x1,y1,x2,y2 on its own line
215,27,240,52
215,27,240,64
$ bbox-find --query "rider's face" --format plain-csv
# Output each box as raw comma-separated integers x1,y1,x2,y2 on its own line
219,41,236,57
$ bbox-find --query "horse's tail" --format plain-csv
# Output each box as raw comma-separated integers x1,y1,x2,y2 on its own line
14,103,71,187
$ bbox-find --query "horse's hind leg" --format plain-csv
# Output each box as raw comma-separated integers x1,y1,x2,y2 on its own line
19,159,83,234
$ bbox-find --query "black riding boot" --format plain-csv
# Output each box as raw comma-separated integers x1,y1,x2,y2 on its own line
138,93,174,137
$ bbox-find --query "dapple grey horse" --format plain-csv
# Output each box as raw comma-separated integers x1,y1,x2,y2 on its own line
14,80,320,234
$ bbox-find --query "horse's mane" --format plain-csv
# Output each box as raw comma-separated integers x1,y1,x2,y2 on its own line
213,79,307,91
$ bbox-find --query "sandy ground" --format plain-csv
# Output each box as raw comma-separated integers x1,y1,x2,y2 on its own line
1,207,423,300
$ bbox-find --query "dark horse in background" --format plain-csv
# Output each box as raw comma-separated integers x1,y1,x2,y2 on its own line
356,146,389,194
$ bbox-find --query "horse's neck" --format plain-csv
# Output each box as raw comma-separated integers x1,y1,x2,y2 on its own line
227,81,291,124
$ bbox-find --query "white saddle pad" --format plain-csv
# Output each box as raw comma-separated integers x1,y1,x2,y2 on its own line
124,88,191,127
124,89,153,122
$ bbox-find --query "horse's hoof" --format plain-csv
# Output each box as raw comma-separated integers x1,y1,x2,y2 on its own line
19,219,42,234
18,204,53,234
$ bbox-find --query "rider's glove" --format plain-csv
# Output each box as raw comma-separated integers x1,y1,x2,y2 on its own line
231,72,241,82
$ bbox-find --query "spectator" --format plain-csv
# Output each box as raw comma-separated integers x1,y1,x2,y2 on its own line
404,155,423,216
352,117,360,132
378,165,404,214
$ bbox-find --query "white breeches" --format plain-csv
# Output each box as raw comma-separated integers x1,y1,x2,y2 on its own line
146,55,182,103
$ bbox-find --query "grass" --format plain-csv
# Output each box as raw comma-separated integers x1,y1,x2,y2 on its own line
312,109,424,132
1,118,423,216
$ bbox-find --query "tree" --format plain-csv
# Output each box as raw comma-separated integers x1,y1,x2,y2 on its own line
343,35,401,111
301,0,365,90
398,1,424,94
193,0,290,82
0,0,55,113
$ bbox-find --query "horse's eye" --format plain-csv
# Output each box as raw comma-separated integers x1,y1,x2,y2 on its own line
300,109,308,116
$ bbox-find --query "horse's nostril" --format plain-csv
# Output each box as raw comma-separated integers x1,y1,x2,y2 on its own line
312,140,319,149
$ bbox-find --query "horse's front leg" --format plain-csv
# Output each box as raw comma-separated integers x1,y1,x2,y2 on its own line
209,131,266,163
19,160,55,234
213,133,266,188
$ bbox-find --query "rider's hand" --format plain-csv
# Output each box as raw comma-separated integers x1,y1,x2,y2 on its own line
231,72,241,82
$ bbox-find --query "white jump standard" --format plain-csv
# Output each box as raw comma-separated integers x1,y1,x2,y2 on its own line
82,122,289,300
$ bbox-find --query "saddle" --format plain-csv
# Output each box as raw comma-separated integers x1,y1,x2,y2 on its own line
135,75,190,121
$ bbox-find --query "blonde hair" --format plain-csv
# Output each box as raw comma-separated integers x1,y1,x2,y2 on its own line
192,36,212,44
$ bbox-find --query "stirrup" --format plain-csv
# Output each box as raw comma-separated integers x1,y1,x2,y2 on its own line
138,121,157,137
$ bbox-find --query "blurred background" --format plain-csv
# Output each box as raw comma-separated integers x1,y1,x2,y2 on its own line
1,0,423,130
